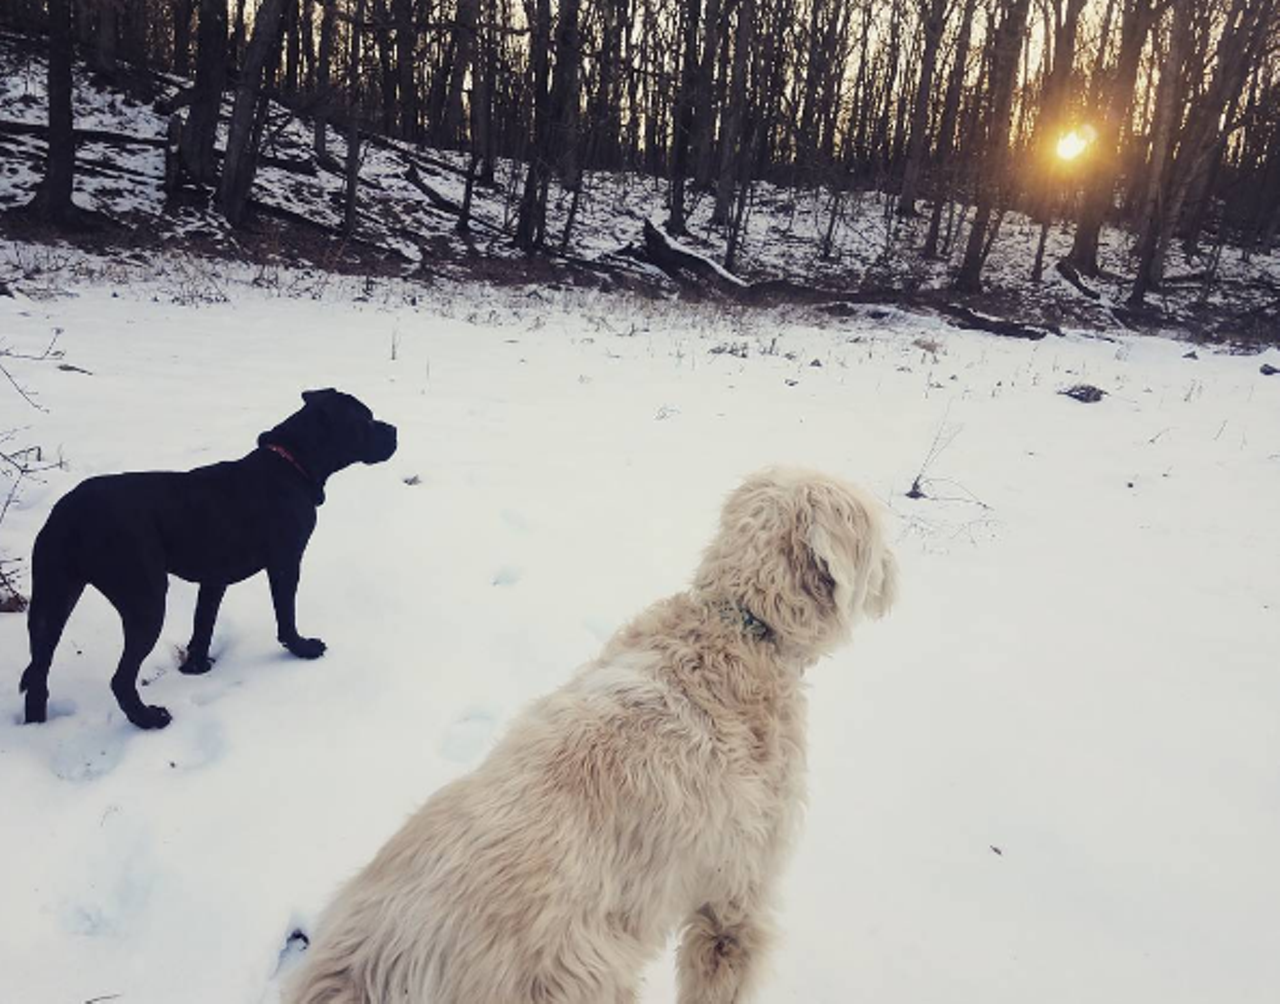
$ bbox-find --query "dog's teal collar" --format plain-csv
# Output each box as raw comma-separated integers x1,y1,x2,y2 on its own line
712,598,772,641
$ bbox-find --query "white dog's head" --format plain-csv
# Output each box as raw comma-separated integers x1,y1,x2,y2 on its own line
693,468,898,660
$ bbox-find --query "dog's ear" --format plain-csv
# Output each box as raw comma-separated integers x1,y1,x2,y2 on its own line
302,388,338,405
864,547,899,620
801,479,896,623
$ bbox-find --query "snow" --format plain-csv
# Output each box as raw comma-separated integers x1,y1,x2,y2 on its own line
1,248,1278,1004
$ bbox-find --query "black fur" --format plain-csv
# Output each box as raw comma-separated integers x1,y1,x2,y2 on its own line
20,389,397,729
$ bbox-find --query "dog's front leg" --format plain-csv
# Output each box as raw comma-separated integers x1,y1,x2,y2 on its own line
676,900,775,1004
267,550,326,659
179,583,226,674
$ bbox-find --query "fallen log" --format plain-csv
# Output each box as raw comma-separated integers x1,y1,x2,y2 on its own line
402,163,505,238
739,277,916,307
638,220,1053,339
642,218,748,295
0,117,166,148
1055,260,1101,300
932,303,1054,340
405,162,463,213
246,198,413,262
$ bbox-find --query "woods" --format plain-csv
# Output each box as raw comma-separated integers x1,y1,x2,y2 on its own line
3,0,1279,303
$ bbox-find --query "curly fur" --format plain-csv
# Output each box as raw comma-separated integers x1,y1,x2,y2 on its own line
285,468,898,1004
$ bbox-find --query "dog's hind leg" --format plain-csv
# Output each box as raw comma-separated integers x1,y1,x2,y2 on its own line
100,574,172,730
675,901,776,1004
179,583,226,675
20,567,86,724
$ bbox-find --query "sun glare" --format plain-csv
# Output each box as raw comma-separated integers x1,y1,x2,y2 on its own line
1057,130,1089,161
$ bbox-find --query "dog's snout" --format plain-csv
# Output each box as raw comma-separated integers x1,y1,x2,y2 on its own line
367,422,398,463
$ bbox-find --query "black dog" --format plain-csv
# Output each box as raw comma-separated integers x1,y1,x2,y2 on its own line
19,389,397,730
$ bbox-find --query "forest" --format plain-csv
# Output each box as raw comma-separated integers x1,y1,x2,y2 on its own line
1,0,1279,312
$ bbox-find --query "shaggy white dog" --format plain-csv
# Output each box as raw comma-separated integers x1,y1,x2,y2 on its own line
286,468,898,1004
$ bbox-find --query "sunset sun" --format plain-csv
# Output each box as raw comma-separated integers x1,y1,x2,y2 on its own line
1057,129,1089,161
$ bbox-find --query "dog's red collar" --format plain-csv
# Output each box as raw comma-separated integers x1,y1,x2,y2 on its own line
263,443,311,481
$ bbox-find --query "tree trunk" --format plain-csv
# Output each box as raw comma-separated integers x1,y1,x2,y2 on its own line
514,0,552,250
371,0,397,135
588,0,625,169
180,0,228,186
1067,0,1159,276
284,0,301,99
470,0,495,178
172,0,194,77
1128,0,1190,307
93,0,119,77
343,0,366,236
218,0,291,226
392,0,417,140
794,0,825,180
712,0,752,226
667,0,703,234
31,0,76,224
954,0,1032,292
232,0,247,70
302,0,315,90
314,0,336,159
692,0,722,187
1028,0,1087,280
923,0,977,257
897,0,948,216
440,0,479,147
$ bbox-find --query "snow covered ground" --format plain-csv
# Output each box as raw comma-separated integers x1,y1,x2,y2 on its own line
2,250,1279,1003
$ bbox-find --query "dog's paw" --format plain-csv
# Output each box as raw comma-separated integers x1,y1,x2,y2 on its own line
178,652,215,675
284,636,326,660
129,705,173,730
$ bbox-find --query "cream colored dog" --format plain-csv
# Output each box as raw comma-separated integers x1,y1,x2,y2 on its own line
286,468,898,1004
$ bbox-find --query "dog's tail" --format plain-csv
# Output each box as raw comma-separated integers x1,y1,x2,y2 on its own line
19,515,87,719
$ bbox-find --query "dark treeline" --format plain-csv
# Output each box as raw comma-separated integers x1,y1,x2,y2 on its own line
3,0,1279,302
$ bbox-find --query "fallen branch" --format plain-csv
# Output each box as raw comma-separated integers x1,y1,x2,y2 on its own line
0,117,166,148
637,221,1052,341
405,163,462,213
642,219,748,295
246,198,413,262
1055,260,1101,300
931,303,1054,340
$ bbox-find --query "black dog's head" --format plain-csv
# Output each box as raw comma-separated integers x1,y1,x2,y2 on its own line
259,389,397,487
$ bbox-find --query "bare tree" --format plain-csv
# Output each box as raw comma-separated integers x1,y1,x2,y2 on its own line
713,0,753,226
180,0,229,186
922,0,977,257
514,0,554,249
219,0,291,226
343,0,366,235
28,0,76,224
1066,0,1160,276
954,0,1032,292
314,0,336,159
897,0,950,216
1127,0,1191,307
667,0,703,233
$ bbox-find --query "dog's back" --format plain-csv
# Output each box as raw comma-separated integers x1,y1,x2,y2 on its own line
288,655,697,1004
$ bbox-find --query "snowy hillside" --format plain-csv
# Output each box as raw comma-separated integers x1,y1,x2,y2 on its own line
1,249,1278,1003
3,30,1279,343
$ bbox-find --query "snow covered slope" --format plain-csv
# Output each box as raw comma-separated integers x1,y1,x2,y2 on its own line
4,30,1279,342
1,254,1278,1003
